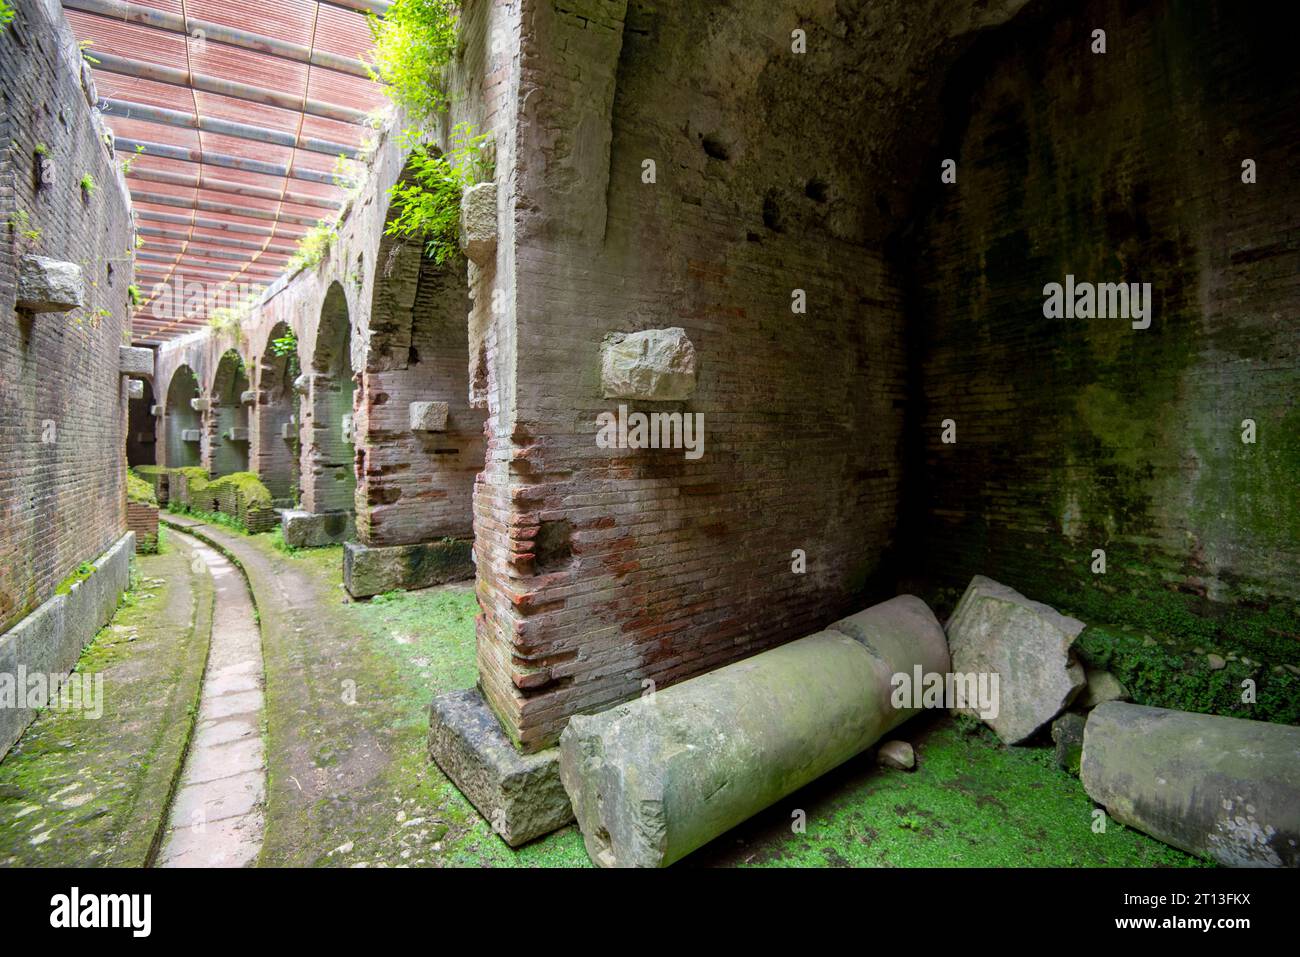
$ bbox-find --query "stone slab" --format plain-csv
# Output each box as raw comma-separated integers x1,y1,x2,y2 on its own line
280,509,354,548
16,255,84,312
119,345,153,377
343,539,473,598
409,400,449,432
428,687,572,847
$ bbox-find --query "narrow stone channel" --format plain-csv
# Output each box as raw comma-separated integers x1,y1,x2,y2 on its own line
156,530,267,867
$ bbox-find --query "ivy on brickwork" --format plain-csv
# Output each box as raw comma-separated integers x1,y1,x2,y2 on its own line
386,124,492,264
0,0,14,31
365,0,459,126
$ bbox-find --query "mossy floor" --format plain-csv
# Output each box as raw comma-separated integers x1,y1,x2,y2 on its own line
0,520,1214,868
252,530,1207,868
0,534,212,866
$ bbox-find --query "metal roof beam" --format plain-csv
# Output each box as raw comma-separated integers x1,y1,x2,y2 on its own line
114,137,347,187
63,0,374,79
130,188,324,228
101,98,361,159
126,166,342,211
90,51,373,126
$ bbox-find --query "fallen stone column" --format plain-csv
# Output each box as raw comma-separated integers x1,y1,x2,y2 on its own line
1082,702,1300,867
559,595,950,867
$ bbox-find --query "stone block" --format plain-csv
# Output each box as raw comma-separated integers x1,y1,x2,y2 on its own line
459,181,498,266
119,345,153,377
429,688,572,847
16,256,85,313
945,575,1086,745
240,390,259,405
191,397,212,412
343,539,473,598
126,379,144,400
409,400,449,432
280,509,353,548
280,421,296,440
225,427,249,442
1082,702,1300,867
150,404,162,417
1078,667,1128,709
600,327,697,401
181,429,202,443
341,413,353,445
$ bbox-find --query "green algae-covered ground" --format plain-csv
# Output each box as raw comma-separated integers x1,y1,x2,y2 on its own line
0,519,1214,868
251,530,1207,869
0,536,212,866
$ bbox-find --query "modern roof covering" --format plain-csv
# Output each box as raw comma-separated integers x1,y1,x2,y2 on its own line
63,0,391,344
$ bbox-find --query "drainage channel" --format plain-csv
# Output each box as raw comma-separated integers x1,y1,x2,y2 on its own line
155,529,266,867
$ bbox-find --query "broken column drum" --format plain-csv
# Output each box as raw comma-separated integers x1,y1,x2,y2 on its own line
1082,702,1300,867
559,595,951,867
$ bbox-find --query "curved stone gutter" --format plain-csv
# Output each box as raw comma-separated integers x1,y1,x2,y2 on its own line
156,528,267,867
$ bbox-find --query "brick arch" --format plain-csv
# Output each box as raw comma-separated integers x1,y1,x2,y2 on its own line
210,349,250,475
163,364,202,469
301,281,357,517
252,321,301,504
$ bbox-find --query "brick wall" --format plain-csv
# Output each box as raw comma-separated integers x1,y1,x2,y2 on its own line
0,0,135,633
905,0,1300,663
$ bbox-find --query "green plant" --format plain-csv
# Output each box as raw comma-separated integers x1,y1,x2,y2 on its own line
365,0,459,125
0,0,15,30
34,143,48,156
385,123,491,264
270,328,301,380
80,173,97,196
287,219,339,272
6,208,41,243
127,283,143,307
119,143,145,175
79,39,99,65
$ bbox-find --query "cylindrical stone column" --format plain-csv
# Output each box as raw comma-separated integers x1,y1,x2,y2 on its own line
1081,702,1300,867
559,595,951,867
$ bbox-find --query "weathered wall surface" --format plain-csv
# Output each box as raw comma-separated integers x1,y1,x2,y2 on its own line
476,0,1031,750
905,0,1300,666
0,0,136,634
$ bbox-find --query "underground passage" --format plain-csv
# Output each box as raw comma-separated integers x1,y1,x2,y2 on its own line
0,0,1297,904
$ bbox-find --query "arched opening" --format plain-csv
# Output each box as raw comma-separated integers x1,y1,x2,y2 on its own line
164,365,202,469
254,322,300,505
305,282,357,517
342,163,487,597
127,378,157,467
211,349,251,475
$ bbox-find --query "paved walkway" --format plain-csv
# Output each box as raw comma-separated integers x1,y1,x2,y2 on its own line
156,530,266,867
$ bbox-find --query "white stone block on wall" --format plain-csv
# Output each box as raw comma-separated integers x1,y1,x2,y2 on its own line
600,328,698,401
409,400,449,432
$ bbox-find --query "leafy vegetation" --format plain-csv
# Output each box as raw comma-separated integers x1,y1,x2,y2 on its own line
385,123,492,264
0,0,14,30
6,208,41,243
79,173,96,196
365,0,459,126
287,219,339,273
270,327,301,380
